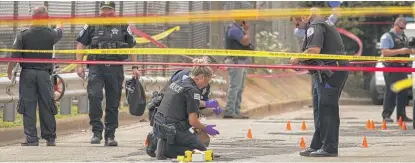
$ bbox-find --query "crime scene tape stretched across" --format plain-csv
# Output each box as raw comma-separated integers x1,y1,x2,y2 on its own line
1,6,413,26
4,58,415,73
2,48,415,62
59,26,181,73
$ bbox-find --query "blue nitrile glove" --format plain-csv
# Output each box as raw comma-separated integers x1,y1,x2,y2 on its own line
213,107,223,116
205,100,219,108
203,125,220,136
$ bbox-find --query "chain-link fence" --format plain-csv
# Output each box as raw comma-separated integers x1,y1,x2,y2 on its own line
0,1,300,76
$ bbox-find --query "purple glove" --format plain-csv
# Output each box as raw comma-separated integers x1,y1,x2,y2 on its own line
205,100,219,108
203,125,220,136
213,107,223,116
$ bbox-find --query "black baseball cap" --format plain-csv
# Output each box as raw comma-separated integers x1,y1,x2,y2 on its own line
100,1,115,10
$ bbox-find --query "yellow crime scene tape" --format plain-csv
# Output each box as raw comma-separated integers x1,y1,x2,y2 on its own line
391,77,413,93
59,26,180,73
135,26,180,44
1,6,413,26
2,48,415,62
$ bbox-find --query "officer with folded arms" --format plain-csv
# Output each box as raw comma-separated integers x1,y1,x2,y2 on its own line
75,1,140,146
290,4,349,157
152,58,220,160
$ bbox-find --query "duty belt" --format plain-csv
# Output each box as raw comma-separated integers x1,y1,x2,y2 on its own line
301,60,348,83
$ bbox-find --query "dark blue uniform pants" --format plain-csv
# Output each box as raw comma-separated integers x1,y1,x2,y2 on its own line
153,112,206,158
382,72,408,119
310,71,348,154
87,64,124,138
18,69,57,142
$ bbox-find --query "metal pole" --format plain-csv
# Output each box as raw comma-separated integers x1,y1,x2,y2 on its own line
209,1,222,49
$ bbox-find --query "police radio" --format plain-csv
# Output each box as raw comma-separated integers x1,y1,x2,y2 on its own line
408,37,415,48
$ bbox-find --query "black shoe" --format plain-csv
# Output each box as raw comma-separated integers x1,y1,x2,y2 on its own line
309,149,338,157
383,117,394,123
299,148,318,156
21,140,39,146
402,116,413,122
104,137,118,146
46,138,56,146
146,133,157,157
223,115,236,119
155,139,167,160
91,134,102,144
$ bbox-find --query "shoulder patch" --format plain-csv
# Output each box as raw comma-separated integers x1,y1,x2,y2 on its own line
306,27,314,38
127,25,133,35
194,93,201,100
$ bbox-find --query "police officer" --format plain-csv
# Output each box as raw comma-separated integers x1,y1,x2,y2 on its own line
380,17,415,123
153,58,220,160
223,19,253,119
145,56,223,157
290,6,349,157
7,6,63,146
75,1,140,146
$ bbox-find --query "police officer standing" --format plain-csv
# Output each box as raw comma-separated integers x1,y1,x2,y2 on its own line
7,6,63,146
153,58,220,160
380,17,415,123
290,6,349,157
75,1,140,146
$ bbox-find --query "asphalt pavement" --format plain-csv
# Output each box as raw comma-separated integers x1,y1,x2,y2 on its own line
1,104,415,162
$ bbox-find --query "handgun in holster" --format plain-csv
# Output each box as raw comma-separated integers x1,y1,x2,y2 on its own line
300,60,334,83
160,123,177,144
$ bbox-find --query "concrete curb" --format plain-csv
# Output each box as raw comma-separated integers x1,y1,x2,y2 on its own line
0,111,147,146
242,99,312,119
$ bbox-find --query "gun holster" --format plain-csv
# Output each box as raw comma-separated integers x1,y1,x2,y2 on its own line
160,123,177,144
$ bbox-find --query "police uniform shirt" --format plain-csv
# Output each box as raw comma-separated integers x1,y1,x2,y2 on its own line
158,78,201,121
380,29,405,49
302,17,345,55
11,26,63,70
76,24,136,48
170,69,211,102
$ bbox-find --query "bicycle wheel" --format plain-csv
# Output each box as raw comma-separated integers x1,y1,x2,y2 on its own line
53,74,65,101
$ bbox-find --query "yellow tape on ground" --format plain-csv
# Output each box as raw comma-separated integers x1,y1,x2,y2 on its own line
1,7,412,26
2,48,415,62
135,26,180,44
391,77,413,93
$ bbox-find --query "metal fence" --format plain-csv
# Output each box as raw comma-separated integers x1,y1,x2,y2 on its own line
0,1,300,75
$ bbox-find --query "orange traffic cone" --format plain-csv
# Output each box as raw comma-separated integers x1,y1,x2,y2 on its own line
366,120,371,130
381,120,387,130
370,120,376,130
362,136,368,148
300,137,306,149
402,122,407,131
286,121,292,131
247,128,253,139
398,116,403,127
301,121,307,131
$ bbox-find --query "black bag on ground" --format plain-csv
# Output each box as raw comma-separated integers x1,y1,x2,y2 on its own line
125,78,147,116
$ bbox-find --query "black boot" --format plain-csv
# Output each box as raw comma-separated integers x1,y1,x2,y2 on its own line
46,138,56,146
21,140,39,146
105,137,118,146
145,133,157,157
91,133,102,144
155,139,167,160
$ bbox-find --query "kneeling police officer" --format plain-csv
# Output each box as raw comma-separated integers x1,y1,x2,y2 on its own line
145,56,223,157
152,58,220,160
290,5,349,157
